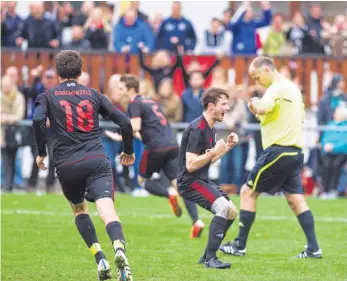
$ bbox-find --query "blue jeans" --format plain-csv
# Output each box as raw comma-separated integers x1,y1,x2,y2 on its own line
102,136,121,169
1,147,24,187
220,144,245,189
337,165,347,194
133,138,144,188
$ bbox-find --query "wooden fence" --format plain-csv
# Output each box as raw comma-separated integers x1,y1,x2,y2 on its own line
1,49,347,107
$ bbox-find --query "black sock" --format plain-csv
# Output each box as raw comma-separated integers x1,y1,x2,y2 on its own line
75,214,106,264
106,221,126,252
297,210,319,252
144,180,169,198
183,198,199,223
224,219,235,236
206,216,227,261
237,210,256,249
202,219,235,259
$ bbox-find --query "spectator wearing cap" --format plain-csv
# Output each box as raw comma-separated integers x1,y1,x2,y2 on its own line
156,1,197,52
113,8,154,54
228,1,272,55
197,18,231,55
16,2,59,49
318,74,347,127
1,1,22,47
27,68,58,193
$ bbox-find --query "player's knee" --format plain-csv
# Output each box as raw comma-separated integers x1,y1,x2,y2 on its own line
240,184,253,199
212,197,233,219
71,201,88,216
228,202,238,220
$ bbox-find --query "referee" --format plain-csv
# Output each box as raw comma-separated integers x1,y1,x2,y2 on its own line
219,56,322,259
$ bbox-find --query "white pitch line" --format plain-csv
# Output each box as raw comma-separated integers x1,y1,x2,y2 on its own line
1,209,347,223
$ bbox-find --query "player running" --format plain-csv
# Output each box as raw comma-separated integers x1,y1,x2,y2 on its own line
219,56,322,259
32,50,135,281
177,87,239,269
116,74,204,238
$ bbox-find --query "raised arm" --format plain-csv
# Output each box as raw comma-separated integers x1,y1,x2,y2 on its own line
254,1,272,28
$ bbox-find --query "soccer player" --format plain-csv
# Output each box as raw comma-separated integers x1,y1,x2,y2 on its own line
219,56,322,259
32,50,135,281
177,87,239,269
117,74,204,238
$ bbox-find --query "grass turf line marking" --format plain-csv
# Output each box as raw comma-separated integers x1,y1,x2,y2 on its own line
1,209,347,223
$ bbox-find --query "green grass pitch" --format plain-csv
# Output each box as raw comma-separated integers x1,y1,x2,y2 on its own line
2,193,347,281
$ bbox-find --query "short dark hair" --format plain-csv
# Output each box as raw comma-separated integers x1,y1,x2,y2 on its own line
201,87,229,110
120,74,139,92
251,56,276,71
55,50,82,80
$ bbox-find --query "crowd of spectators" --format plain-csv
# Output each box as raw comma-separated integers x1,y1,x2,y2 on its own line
1,1,346,198
2,1,347,56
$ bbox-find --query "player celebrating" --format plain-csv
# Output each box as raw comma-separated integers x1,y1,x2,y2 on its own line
177,87,239,269
32,50,135,281
116,74,204,238
219,56,322,259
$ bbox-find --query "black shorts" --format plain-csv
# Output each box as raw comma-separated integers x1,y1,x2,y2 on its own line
56,155,114,204
179,179,230,213
139,146,179,180
246,145,304,195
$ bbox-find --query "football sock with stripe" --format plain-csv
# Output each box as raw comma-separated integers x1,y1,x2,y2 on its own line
237,210,256,249
297,210,320,252
206,216,227,261
75,214,106,264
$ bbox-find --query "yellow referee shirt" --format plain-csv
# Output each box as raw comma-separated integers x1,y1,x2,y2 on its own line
257,78,305,149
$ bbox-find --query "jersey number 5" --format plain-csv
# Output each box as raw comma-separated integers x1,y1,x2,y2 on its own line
60,100,94,132
152,104,167,126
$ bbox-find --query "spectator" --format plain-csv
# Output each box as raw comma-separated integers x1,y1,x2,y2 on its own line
320,106,347,199
210,66,229,89
84,7,111,49
305,4,329,54
156,1,197,52
130,1,149,22
198,18,231,55
179,51,221,88
78,72,90,87
263,13,286,56
58,2,75,28
63,25,90,49
220,84,249,194
27,69,57,193
102,74,130,193
150,12,164,34
1,75,25,192
16,2,59,49
222,8,232,29
138,43,180,90
72,1,95,27
228,1,272,55
286,11,320,55
113,8,154,54
1,1,22,47
139,79,155,99
156,78,182,122
322,14,347,57
181,71,205,122
318,74,347,127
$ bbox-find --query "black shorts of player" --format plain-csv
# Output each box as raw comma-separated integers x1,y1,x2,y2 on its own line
246,145,304,195
139,146,179,180
179,179,230,213
56,155,114,204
